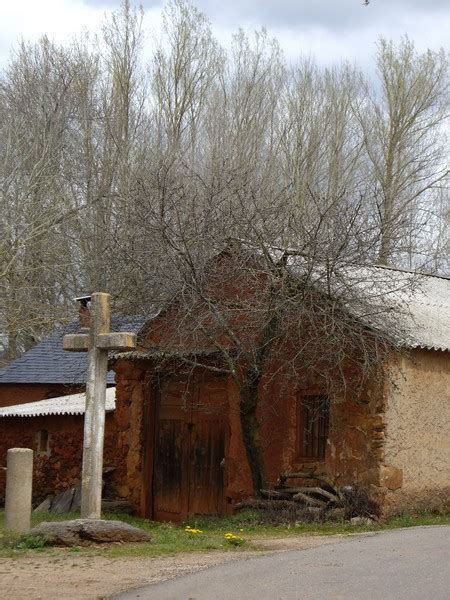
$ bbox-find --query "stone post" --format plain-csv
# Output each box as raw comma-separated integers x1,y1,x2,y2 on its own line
5,448,33,533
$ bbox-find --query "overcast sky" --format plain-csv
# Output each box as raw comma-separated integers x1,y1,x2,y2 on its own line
0,1,449,70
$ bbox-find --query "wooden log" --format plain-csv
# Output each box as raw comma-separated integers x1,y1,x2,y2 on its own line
279,487,339,504
277,472,339,496
63,334,90,352
292,492,326,507
81,293,110,519
96,332,136,350
280,470,317,480
260,489,291,500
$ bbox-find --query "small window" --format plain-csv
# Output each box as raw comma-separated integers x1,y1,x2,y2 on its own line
298,395,329,461
36,430,50,455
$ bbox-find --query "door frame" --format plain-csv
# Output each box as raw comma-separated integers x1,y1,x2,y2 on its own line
142,372,159,519
148,370,229,521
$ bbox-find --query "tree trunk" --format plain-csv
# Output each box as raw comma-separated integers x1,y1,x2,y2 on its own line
239,381,264,495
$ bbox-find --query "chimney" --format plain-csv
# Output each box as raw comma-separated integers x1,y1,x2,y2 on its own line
75,295,92,331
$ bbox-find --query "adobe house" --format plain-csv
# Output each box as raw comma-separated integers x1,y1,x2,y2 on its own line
0,248,448,518
108,249,450,520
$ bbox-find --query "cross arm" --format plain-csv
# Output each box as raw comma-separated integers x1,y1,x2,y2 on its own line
63,334,90,352
96,332,137,351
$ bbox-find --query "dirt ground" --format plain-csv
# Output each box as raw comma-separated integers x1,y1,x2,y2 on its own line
0,536,341,600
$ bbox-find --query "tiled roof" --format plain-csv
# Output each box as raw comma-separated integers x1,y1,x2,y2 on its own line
0,316,147,384
0,387,116,417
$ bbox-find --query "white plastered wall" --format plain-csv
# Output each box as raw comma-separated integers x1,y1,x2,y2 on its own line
384,349,450,511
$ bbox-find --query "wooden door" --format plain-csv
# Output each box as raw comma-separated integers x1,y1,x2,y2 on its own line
152,378,191,521
188,375,227,516
153,373,228,522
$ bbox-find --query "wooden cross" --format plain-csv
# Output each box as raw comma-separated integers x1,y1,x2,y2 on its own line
63,293,136,519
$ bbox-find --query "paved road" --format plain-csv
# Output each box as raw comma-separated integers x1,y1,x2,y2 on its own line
115,526,450,600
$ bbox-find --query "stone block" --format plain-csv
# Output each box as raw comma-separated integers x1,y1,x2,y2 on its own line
50,486,77,514
350,516,375,526
30,519,151,546
380,465,403,491
34,497,52,513
361,468,380,486
354,415,384,430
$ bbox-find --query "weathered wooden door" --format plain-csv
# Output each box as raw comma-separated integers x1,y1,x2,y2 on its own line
153,373,228,522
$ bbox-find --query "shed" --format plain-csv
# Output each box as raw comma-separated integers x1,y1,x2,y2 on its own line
110,252,450,519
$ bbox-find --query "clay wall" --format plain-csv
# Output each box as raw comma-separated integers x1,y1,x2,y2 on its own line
383,349,450,514
111,361,149,514
111,356,387,517
255,363,386,492
0,414,117,505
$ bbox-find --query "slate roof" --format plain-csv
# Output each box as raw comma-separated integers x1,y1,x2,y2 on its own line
0,316,147,385
0,387,116,417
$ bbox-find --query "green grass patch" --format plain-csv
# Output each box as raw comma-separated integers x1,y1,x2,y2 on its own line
0,509,449,559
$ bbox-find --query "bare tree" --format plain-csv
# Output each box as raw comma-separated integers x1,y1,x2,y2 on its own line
357,37,449,265
152,0,223,154
0,0,447,400
0,37,81,356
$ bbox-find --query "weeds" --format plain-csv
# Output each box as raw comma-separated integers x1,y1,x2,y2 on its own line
0,508,448,558
14,534,48,550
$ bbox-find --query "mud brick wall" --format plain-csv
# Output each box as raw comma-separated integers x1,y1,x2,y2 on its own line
0,413,118,505
111,356,389,517
251,361,388,504
112,361,148,514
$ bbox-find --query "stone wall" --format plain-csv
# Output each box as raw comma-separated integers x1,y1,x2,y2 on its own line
255,364,387,498
111,356,388,517
0,414,118,505
383,349,450,514
112,361,148,514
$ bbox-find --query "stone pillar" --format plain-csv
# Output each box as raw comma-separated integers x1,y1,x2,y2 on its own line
5,448,33,533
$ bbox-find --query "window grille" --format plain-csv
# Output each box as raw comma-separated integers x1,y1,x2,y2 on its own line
298,394,329,460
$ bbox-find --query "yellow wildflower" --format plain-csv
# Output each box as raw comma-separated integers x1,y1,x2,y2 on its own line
185,526,203,535
224,532,244,546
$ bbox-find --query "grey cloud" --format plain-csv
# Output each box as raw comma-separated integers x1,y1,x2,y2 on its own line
83,0,162,7
195,0,449,32
82,0,450,34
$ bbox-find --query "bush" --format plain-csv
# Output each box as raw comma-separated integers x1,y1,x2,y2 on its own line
340,486,380,519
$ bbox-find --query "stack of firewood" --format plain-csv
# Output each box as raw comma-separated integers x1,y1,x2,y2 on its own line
235,470,344,511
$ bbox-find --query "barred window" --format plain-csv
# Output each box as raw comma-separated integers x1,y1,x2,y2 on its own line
36,429,50,455
298,394,329,460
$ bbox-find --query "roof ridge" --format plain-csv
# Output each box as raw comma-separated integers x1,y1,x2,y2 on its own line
369,263,450,281
233,239,449,280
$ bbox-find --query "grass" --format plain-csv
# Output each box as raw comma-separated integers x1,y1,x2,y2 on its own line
0,509,449,559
